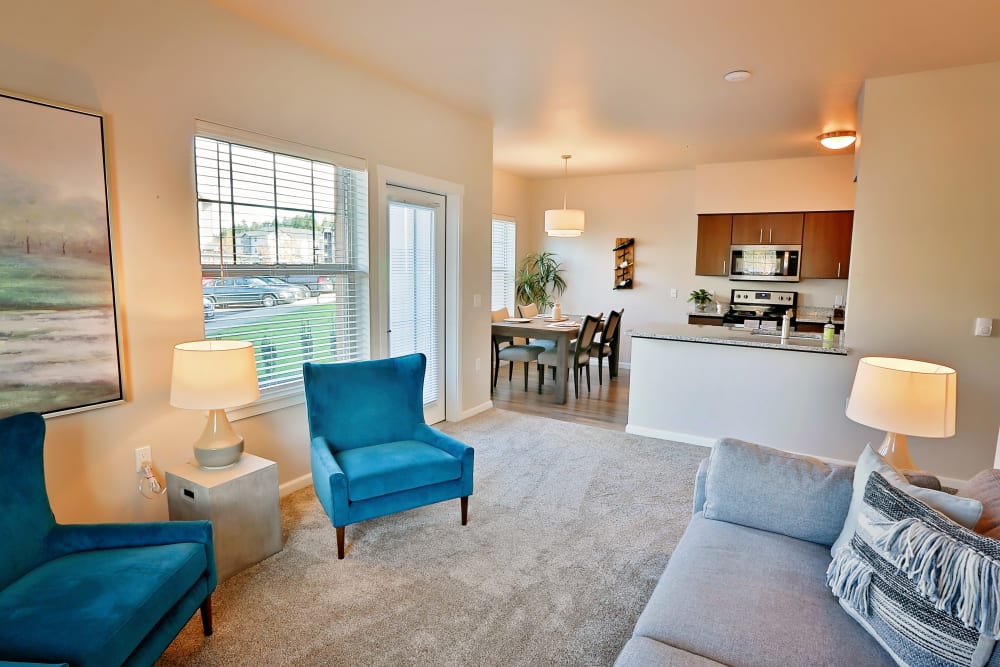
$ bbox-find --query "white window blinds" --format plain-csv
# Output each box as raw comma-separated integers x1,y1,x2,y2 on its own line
491,218,516,314
194,127,369,394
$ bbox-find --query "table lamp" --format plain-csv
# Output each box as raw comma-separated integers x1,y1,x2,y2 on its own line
846,356,956,470
170,340,260,468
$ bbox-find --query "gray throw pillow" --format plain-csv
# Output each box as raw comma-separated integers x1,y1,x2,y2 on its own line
830,445,982,556
702,438,855,546
828,472,1000,667
959,469,1000,539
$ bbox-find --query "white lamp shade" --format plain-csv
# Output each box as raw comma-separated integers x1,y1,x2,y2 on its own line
846,356,956,438
544,208,585,237
170,340,260,409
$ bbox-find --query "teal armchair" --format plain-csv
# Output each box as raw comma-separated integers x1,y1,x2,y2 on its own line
0,412,216,667
303,353,474,559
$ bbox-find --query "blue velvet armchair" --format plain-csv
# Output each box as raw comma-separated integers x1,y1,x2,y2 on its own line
303,353,474,559
0,412,217,667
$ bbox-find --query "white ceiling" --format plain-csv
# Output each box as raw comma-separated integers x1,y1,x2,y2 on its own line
214,0,1000,178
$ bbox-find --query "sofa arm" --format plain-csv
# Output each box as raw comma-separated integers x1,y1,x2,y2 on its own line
692,457,710,515
413,424,475,497
310,436,350,526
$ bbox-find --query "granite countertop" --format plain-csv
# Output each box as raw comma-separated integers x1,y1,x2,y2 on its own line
688,311,725,318
631,324,849,355
795,316,846,325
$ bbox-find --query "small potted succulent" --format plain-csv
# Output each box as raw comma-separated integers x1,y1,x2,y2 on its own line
688,289,713,312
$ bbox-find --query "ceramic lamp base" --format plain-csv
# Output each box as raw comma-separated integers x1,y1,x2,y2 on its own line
877,431,915,470
193,408,244,469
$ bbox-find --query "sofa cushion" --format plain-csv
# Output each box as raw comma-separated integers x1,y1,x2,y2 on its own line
0,543,207,667
830,445,982,556
614,637,725,666
632,514,894,667
703,438,855,546
335,440,462,502
958,469,1000,539
828,472,1000,667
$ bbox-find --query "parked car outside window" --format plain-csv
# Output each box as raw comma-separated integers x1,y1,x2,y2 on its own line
279,275,335,296
202,277,296,308
257,277,310,301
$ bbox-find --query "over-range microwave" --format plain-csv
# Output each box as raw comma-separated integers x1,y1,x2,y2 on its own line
729,244,801,282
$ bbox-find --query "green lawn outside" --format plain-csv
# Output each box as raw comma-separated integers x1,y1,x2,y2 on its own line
207,303,340,387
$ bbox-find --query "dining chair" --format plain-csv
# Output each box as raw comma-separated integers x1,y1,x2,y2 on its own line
591,308,624,385
537,314,601,399
516,303,556,352
491,307,514,381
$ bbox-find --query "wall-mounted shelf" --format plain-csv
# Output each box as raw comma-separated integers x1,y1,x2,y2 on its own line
613,237,634,289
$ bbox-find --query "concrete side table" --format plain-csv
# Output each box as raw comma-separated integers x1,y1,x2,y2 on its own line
166,453,281,581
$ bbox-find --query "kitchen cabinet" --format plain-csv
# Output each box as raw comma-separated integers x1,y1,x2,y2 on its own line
695,214,732,276
796,321,845,334
731,213,803,245
801,211,853,279
688,315,724,326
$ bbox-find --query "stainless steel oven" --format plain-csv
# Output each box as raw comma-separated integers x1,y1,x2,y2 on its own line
729,244,801,282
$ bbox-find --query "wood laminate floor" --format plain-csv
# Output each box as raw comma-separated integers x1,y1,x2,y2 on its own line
488,361,629,431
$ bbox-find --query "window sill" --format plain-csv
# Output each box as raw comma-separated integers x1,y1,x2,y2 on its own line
227,384,306,422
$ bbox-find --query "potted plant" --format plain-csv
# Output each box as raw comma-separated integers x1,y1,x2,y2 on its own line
515,251,567,312
688,289,713,312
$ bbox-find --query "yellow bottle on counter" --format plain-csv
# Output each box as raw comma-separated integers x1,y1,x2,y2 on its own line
823,318,836,344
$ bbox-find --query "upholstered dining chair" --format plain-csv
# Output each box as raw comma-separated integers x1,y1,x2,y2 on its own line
0,412,217,666
303,354,474,559
591,308,624,385
516,303,556,351
491,307,514,380
538,314,602,398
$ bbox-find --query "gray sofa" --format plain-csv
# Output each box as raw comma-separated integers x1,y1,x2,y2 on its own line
615,438,941,667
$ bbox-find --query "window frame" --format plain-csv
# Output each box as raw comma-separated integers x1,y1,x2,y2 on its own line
193,121,370,420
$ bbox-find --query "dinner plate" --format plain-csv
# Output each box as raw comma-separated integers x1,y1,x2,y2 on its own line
503,317,531,323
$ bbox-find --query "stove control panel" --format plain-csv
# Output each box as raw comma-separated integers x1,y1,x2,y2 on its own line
731,290,797,306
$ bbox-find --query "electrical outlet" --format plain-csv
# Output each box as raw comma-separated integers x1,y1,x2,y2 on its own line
135,446,152,473
473,294,482,308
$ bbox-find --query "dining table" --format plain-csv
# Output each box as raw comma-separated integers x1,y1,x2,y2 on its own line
490,314,596,405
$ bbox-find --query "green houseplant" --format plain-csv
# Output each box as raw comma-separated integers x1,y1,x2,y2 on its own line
688,289,713,312
515,251,567,311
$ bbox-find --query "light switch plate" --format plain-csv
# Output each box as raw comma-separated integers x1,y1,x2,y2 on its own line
974,317,993,336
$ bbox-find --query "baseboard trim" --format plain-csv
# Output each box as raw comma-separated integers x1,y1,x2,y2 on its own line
279,473,312,497
625,424,715,448
624,425,968,487
451,400,493,422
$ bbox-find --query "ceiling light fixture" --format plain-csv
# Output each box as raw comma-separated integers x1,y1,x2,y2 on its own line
723,70,752,82
544,154,585,238
818,131,857,150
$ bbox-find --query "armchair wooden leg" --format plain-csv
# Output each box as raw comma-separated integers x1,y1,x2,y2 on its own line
336,526,345,559
200,596,213,636
461,496,469,525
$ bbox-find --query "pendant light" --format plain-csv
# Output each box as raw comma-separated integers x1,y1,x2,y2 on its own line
544,154,585,237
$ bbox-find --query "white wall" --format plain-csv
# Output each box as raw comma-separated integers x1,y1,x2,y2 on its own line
0,0,493,522
529,156,855,362
492,168,539,261
846,62,1000,478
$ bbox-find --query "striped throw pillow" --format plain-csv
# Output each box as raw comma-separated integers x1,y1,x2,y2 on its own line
827,472,1000,667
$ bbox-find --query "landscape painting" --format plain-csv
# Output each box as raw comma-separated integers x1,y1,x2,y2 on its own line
0,93,123,418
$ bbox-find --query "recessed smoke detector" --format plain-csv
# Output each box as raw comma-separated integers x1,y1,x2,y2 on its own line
724,70,752,82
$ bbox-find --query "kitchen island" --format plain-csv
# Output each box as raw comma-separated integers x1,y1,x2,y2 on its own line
627,323,869,458
634,323,848,355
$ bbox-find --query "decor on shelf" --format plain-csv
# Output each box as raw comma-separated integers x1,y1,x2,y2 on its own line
544,154,585,237
515,251,567,312
0,92,124,418
687,289,713,312
845,356,956,469
818,130,857,150
613,238,634,290
170,340,260,469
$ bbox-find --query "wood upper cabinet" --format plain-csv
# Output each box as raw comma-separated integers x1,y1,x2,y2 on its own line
695,214,732,276
731,213,803,245
801,211,853,279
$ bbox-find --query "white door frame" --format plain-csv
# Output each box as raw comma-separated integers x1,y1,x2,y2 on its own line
373,165,463,422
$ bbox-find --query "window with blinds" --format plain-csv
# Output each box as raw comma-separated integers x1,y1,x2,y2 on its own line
491,218,516,314
194,128,369,395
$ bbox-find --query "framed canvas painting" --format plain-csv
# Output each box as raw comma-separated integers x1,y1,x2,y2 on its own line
0,92,124,418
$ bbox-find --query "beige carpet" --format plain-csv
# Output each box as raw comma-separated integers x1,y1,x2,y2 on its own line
158,409,705,666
